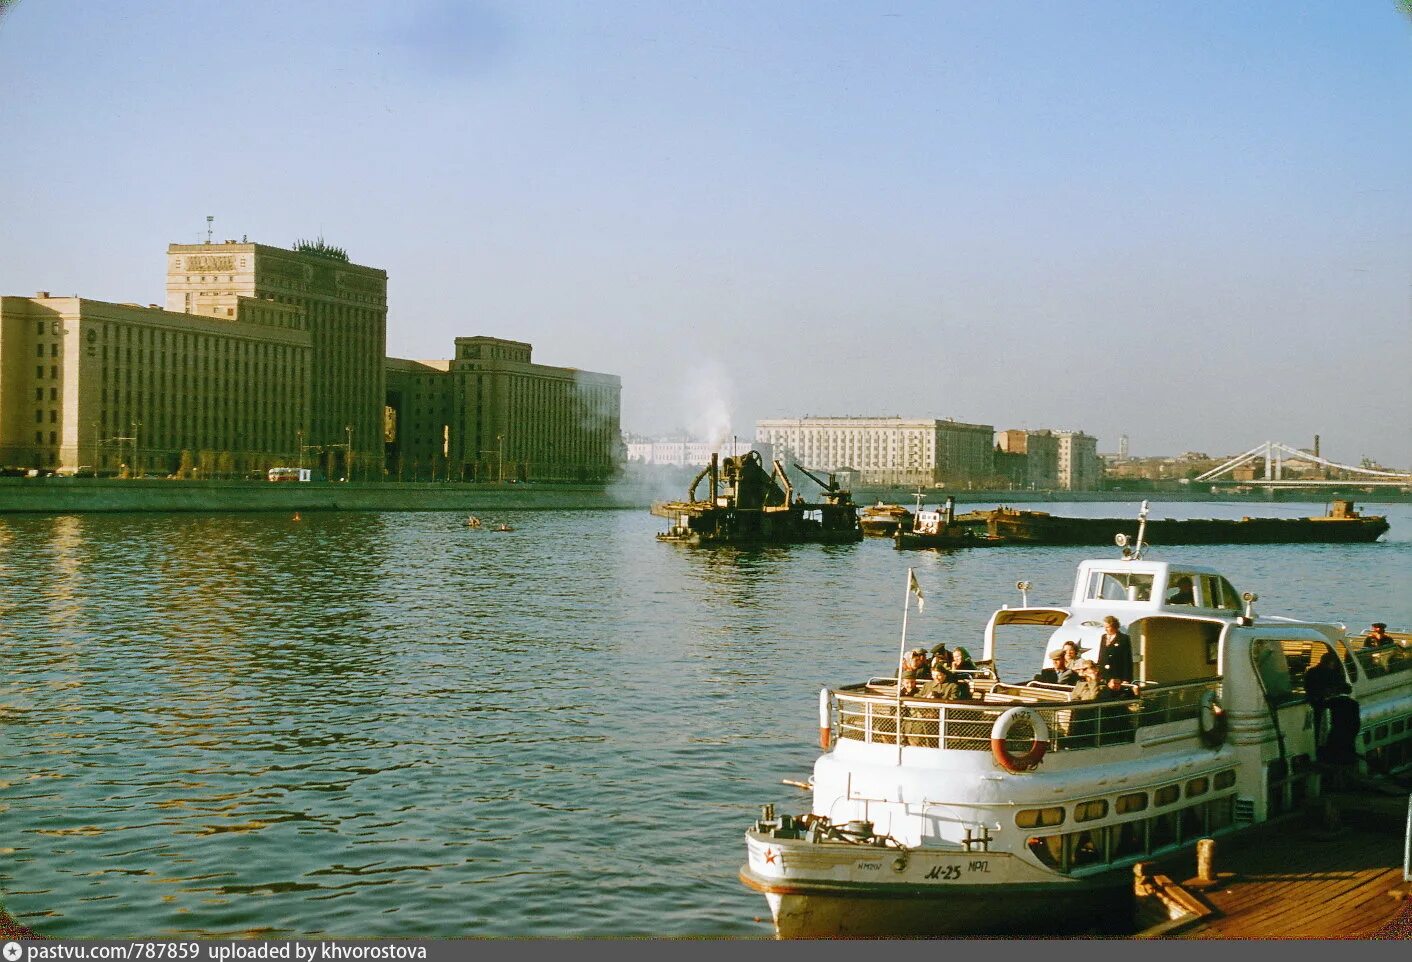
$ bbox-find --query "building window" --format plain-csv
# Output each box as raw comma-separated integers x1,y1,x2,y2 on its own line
49,410,57,424
35,431,43,444
51,365,58,379
35,410,43,423
34,388,43,401
51,344,59,357
50,431,57,444
36,344,44,358
36,365,44,379
36,321,45,335
49,387,58,401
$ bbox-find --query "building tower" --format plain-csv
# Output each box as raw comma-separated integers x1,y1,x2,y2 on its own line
165,240,387,478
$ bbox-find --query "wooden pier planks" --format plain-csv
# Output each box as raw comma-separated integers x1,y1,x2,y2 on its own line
1156,802,1410,939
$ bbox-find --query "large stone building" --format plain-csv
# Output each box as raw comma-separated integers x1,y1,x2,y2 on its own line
0,293,309,474
755,416,994,487
1056,430,1101,491
384,337,622,482
625,436,764,467
166,240,387,476
996,428,1059,489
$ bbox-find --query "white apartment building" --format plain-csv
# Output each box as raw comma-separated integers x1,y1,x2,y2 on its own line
1056,430,1101,491
755,416,994,487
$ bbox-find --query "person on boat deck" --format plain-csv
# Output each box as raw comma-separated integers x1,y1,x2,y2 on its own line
949,646,976,673
1303,651,1353,750
1033,650,1078,686
920,663,970,702
1099,675,1140,701
1363,622,1394,649
1060,639,1086,665
899,649,930,696
1166,576,1196,606
1071,660,1103,701
1097,616,1134,683
928,643,951,672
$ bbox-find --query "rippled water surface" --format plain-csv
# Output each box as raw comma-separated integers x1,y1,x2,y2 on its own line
2,502,1410,937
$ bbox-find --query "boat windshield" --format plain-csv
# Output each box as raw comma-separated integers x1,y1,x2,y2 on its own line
1087,571,1154,602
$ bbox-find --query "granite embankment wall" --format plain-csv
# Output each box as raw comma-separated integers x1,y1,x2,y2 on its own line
0,479,1404,514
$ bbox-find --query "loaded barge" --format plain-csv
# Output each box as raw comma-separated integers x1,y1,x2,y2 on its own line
982,499,1388,545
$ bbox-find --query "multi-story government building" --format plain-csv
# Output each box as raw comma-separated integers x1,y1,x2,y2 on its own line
1056,430,1101,491
755,416,994,487
384,337,621,482
166,240,387,473
0,293,309,475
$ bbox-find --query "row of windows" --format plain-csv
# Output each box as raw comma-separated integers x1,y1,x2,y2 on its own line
36,343,59,357
1027,795,1238,874
1015,770,1236,830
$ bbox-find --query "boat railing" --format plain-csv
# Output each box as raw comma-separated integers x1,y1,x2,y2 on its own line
834,679,1221,753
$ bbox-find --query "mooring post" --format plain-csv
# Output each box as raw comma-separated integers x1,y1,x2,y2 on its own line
1197,838,1217,884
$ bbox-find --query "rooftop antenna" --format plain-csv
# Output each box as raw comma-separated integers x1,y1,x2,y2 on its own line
206,215,214,244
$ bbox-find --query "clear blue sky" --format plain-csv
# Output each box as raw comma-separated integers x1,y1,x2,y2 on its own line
2,0,1409,466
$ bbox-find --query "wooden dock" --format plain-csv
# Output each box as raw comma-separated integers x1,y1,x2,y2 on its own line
1140,791,1412,939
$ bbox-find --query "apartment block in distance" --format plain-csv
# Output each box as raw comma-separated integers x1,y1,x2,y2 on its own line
1056,430,1101,490
755,416,994,487
385,336,621,482
996,428,1060,490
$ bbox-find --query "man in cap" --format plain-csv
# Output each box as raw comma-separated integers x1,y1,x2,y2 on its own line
1071,659,1103,702
899,648,930,696
1033,649,1077,686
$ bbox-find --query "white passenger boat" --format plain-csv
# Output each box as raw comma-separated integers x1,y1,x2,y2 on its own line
740,535,1412,938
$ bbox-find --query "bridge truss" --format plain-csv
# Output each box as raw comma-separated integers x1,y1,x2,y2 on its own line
1194,441,1412,487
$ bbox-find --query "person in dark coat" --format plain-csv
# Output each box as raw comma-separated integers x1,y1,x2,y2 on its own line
1303,650,1353,752
1096,616,1134,683
1033,649,1077,685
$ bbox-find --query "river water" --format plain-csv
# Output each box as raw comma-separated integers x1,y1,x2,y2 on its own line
2,501,1409,937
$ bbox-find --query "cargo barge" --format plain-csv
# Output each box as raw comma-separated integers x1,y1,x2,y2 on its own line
982,499,1388,545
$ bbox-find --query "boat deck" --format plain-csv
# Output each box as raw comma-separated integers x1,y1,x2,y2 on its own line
1148,791,1412,938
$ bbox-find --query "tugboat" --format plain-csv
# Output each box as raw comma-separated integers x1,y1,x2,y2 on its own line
740,508,1412,937
894,495,993,550
652,452,862,546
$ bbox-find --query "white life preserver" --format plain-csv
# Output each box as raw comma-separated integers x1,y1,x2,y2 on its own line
1198,690,1227,748
990,707,1050,773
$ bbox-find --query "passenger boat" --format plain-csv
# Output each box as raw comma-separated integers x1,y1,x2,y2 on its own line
740,516,1412,938
859,502,914,538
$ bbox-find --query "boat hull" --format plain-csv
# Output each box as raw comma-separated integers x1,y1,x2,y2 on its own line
741,866,1133,938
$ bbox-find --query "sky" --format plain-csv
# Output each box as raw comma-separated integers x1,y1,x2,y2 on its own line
1,0,1409,467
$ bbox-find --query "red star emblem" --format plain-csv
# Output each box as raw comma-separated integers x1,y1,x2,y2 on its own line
763,848,778,865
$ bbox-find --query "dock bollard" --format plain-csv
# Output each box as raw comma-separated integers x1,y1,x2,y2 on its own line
1197,838,1217,884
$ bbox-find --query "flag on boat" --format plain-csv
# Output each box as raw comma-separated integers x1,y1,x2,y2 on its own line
908,568,924,612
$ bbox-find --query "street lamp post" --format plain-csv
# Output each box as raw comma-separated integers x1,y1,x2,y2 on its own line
497,434,503,484
297,429,304,471
345,425,353,482
132,421,141,477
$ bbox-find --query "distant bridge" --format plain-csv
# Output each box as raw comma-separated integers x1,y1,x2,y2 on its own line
1194,441,1412,488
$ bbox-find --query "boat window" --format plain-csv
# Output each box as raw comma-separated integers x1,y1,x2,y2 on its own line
1185,777,1209,798
1115,792,1148,814
1088,571,1154,602
1213,770,1236,790
1207,796,1235,831
1166,573,1198,606
1203,576,1241,611
1111,820,1146,860
1149,810,1178,849
1067,829,1104,868
1074,800,1108,822
1016,807,1065,829
1026,835,1062,870
1252,639,1295,703
1154,784,1180,807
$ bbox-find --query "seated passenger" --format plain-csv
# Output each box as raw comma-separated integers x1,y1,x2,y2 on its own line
920,663,971,701
899,648,930,696
1098,675,1140,701
1061,639,1088,665
1071,660,1103,701
1033,649,1077,686
1166,576,1196,606
950,646,976,673
1363,622,1393,649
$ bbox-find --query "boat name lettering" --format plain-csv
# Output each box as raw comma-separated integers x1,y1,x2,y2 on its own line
925,865,961,880
854,861,883,872
968,860,990,873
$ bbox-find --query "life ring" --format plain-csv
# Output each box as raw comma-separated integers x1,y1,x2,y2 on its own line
1198,690,1227,748
990,707,1050,773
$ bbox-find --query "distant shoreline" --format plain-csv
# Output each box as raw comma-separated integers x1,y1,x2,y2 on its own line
0,477,1407,514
